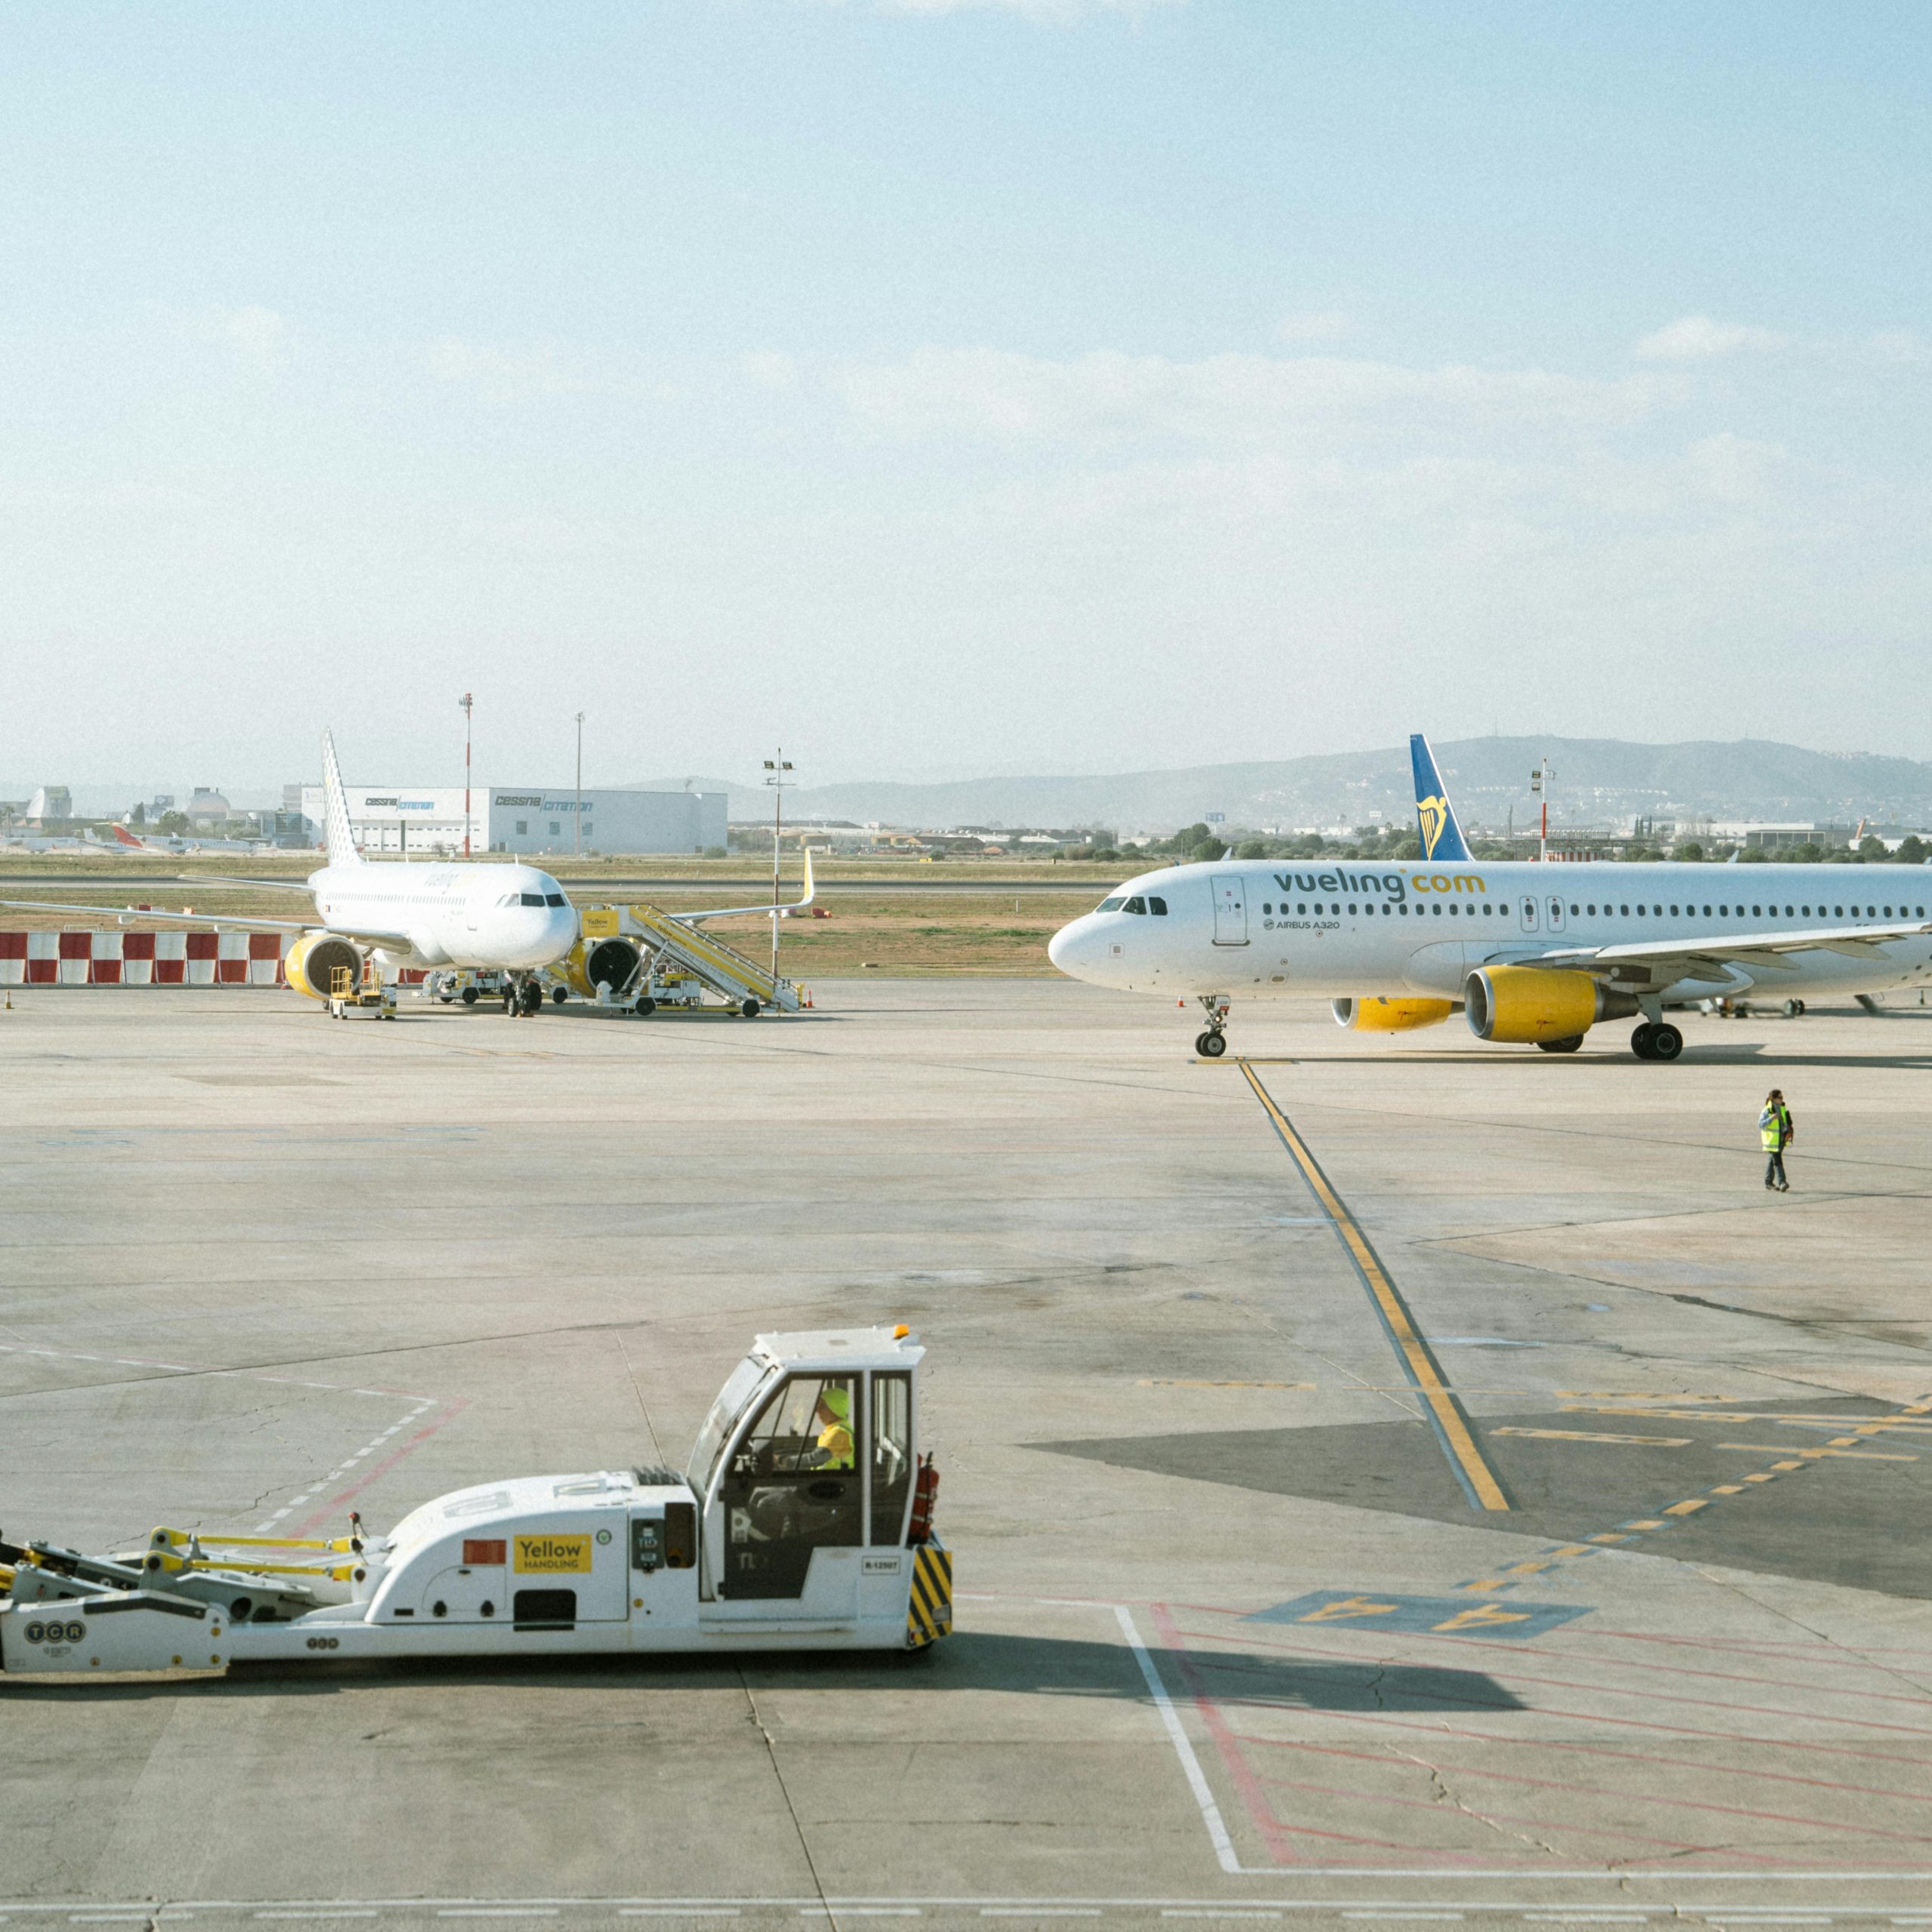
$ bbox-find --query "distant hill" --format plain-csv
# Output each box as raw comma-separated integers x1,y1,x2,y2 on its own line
629,738,1932,835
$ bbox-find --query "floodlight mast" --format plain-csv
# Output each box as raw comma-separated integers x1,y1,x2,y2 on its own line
459,693,474,857
764,752,794,993
1530,758,1555,864
575,712,585,857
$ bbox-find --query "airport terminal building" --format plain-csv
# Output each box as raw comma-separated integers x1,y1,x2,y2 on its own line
294,783,727,856
487,786,725,856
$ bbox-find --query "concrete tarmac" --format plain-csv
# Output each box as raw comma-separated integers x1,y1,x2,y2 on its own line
3,984,1930,1927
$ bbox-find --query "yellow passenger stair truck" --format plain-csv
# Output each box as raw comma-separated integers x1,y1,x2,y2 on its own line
1,1327,949,1677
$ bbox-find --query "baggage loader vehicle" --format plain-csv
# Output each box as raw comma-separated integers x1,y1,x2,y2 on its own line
0,1327,949,1678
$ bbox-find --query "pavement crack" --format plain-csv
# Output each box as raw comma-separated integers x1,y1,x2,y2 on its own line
737,1665,835,1927
1397,1749,1561,1857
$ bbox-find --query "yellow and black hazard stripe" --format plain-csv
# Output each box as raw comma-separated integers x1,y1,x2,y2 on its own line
906,1539,952,1649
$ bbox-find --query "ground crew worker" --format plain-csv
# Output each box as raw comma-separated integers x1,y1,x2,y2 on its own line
1760,1088,1794,1191
811,1386,855,1469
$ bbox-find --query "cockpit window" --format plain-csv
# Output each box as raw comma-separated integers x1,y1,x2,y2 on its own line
544,893,568,907
520,892,546,906
688,1356,771,1491
1148,897,1168,915
1124,897,1146,915
1097,897,1125,912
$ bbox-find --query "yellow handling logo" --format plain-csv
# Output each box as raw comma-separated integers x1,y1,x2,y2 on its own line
514,1534,592,1574
1417,793,1449,859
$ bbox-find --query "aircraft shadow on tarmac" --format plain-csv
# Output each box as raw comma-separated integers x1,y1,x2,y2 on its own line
0,1631,1521,1714
1038,1393,1932,1602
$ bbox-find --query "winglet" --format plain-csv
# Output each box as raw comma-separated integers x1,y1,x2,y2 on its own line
1410,734,1472,863
320,730,361,869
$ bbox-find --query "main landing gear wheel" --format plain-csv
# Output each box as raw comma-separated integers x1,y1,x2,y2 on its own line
1537,1035,1584,1054
1650,1021,1683,1060
1195,1031,1227,1057
1631,1023,1655,1059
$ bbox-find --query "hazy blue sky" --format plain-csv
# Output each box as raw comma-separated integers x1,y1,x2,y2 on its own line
5,2,1931,792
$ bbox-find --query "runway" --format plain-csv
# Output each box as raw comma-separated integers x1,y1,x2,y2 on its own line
3,984,1930,1925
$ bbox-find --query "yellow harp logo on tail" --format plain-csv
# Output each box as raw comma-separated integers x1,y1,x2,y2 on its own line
1418,792,1450,860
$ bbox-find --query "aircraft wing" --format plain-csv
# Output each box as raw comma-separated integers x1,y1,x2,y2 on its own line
0,899,414,949
1509,918,1932,987
677,847,816,924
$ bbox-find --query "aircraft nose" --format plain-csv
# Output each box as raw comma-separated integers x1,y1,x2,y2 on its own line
1048,916,1090,975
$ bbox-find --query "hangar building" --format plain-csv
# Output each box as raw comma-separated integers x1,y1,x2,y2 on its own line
291,783,726,856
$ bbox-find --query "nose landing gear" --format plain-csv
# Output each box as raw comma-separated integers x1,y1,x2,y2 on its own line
1192,995,1230,1058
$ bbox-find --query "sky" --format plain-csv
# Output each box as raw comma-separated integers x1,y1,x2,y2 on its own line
5,1,1932,795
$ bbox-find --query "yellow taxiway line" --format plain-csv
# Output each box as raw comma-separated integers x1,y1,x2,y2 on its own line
1238,1061,1512,1512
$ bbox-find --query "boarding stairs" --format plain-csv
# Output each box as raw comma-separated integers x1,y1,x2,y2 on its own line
625,904,804,1013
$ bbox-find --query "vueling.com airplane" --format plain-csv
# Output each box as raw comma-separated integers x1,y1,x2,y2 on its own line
1048,735,1932,1060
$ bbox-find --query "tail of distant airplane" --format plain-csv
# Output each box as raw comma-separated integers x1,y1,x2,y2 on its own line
1410,734,1472,863
109,823,143,849
320,730,362,869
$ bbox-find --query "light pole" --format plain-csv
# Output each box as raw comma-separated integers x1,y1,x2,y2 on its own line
574,711,585,858
459,693,474,857
1530,758,1555,863
764,752,793,989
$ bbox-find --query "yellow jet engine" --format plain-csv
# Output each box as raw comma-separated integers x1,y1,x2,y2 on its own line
285,933,366,1001
1331,997,1456,1032
1463,966,1637,1046
562,936,642,999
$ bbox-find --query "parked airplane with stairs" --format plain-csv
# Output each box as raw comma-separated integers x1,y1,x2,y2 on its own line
1047,735,1932,1060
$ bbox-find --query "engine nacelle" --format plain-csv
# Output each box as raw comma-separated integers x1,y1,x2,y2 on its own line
1331,997,1457,1033
563,936,642,999
1463,966,1638,1044
285,932,366,1001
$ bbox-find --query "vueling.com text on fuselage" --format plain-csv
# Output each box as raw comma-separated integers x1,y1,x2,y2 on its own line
1266,869,1487,908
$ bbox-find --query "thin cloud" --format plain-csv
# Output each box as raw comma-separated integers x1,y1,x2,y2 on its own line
1633,314,1789,361
176,303,291,368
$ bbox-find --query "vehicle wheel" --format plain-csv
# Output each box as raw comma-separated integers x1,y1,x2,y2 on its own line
1630,1022,1657,1060
634,995,657,1017
551,986,568,1005
1537,1035,1584,1054
438,994,454,1004
1198,1031,1228,1058
740,997,761,1018
1795,1000,1807,1016
462,987,478,1006
1783,999,1800,1018
1650,1022,1684,1061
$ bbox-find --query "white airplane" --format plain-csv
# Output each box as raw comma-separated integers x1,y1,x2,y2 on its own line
100,822,280,857
3,731,582,1012
1048,734,1932,1061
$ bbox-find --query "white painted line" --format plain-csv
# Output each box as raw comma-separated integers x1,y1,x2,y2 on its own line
435,1915,561,1921
253,1916,380,1922
1342,1918,1466,1924
617,1915,741,1921
1521,1919,1655,1925
978,1915,1104,1920
1161,1915,1284,1921
1113,1604,1241,1876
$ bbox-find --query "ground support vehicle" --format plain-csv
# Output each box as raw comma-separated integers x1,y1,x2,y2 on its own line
426,968,509,1007
557,906,804,1017
0,1327,948,1678
327,963,397,1020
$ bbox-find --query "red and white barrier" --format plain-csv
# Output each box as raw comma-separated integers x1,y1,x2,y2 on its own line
0,931,430,988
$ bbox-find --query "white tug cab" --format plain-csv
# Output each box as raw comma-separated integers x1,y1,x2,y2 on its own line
0,1328,950,1677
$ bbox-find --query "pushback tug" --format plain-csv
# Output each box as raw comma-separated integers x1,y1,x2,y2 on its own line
0,1328,949,1677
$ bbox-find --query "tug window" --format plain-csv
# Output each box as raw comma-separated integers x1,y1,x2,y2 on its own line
871,1371,914,1546
719,1373,863,1601
1149,897,1168,915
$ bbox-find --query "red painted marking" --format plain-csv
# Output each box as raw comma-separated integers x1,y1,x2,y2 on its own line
1253,1766,1793,1864
291,1399,469,1538
1148,1602,1303,1867
1162,1617,1932,1742
1234,1697,1932,1813
1238,1730,1928,1850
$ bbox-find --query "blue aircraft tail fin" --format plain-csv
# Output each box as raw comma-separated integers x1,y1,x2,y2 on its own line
1410,734,1472,863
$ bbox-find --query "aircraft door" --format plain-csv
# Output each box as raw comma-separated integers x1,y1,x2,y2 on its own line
1546,895,1566,933
1518,895,1540,934
711,1372,863,1601
1212,875,1249,946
